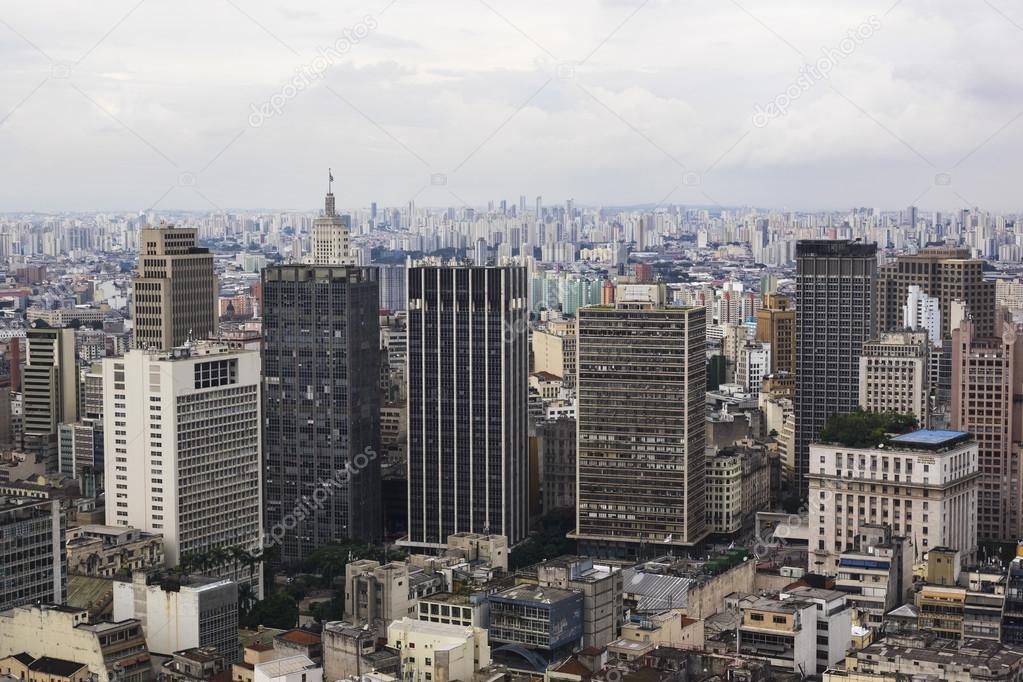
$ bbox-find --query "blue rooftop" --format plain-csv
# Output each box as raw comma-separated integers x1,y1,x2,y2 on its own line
888,429,970,449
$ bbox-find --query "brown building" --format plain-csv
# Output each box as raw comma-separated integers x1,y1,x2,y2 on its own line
951,314,1023,542
755,293,795,375
877,246,995,339
132,224,217,350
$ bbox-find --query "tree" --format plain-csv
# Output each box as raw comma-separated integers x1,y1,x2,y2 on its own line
240,591,298,630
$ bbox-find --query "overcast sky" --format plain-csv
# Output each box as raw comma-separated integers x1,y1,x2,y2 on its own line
1,0,1021,213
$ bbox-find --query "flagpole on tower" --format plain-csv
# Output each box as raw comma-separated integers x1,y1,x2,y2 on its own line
328,168,333,194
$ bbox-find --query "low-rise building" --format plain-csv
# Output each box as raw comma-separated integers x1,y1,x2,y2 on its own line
536,556,623,649
254,655,322,682
780,586,852,673
0,655,90,682
0,604,151,682
160,647,227,682
65,524,164,578
414,592,487,629
736,595,817,675
488,584,583,657
387,618,490,682
273,630,321,665
832,635,1023,682
113,571,239,661
833,525,913,627
607,611,704,661
322,621,399,682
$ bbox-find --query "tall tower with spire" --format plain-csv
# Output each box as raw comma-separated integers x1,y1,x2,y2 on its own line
311,168,353,265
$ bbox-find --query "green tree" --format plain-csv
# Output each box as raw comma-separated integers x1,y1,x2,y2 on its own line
241,591,298,630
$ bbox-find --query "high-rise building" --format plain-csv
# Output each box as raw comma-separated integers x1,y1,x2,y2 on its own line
404,265,529,550
379,264,407,312
755,293,795,375
903,285,941,343
22,327,77,463
858,331,930,424
0,496,65,611
794,240,877,490
951,316,1023,542
572,284,707,557
262,262,382,560
102,343,262,593
877,246,994,339
132,224,217,351
311,174,353,265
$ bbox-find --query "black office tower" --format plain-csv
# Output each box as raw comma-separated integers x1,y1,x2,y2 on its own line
262,264,382,562
794,240,877,492
405,265,529,550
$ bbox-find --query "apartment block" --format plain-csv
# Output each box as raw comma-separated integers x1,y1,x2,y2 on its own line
858,331,930,424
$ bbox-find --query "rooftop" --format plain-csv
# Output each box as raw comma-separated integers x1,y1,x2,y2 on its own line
254,655,318,678
491,583,579,604
888,429,971,450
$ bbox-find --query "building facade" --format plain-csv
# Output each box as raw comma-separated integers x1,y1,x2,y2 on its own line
858,331,930,424
574,284,707,556
405,265,529,549
262,263,382,560
794,240,877,490
0,496,65,611
755,293,795,375
132,224,217,351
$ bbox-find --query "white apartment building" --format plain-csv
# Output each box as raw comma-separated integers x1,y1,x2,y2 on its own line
903,285,940,343
808,429,979,575
736,342,770,395
102,343,261,592
779,586,851,674
387,618,490,682
858,331,930,424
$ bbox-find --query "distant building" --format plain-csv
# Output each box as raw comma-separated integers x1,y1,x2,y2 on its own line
858,331,930,424
132,224,217,351
65,524,163,577
755,292,795,375
22,327,77,462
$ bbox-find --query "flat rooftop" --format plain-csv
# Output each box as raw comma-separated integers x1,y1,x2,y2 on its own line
888,429,971,450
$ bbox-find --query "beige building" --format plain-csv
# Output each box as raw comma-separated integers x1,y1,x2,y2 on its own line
606,611,704,661
573,284,707,555
65,524,164,577
755,293,795,375
310,186,353,266
737,596,818,674
0,604,151,682
858,331,930,424
132,224,217,351
808,429,979,575
22,327,77,460
705,443,772,535
445,532,508,572
832,636,1023,682
387,618,490,682
532,319,576,387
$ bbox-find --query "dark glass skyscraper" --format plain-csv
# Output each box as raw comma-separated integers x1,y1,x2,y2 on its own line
794,240,877,491
404,264,529,550
262,262,382,562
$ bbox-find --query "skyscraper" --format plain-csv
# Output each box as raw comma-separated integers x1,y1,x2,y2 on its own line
404,264,529,549
794,240,877,490
132,224,217,350
311,172,354,266
877,246,994,339
572,284,707,557
22,326,77,463
102,342,262,594
262,262,382,560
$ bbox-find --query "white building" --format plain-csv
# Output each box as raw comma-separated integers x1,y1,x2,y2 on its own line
736,343,770,395
779,586,851,673
903,284,941,344
808,429,979,574
387,618,490,682
102,343,261,593
254,655,323,682
113,572,239,661
858,331,930,424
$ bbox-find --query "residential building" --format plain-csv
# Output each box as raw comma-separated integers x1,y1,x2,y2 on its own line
795,240,878,491
405,265,529,549
132,224,217,351
0,604,152,682
904,284,941,342
735,342,770,395
573,284,707,556
858,331,930,424
262,262,382,560
0,496,65,611
808,428,979,575
736,595,817,675
755,293,795,375
952,316,1023,542
833,525,912,627
387,618,490,682
534,418,576,515
877,246,995,339
0,655,89,682
532,319,577,388
113,572,238,661
102,343,262,594
780,586,852,673
704,442,772,535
